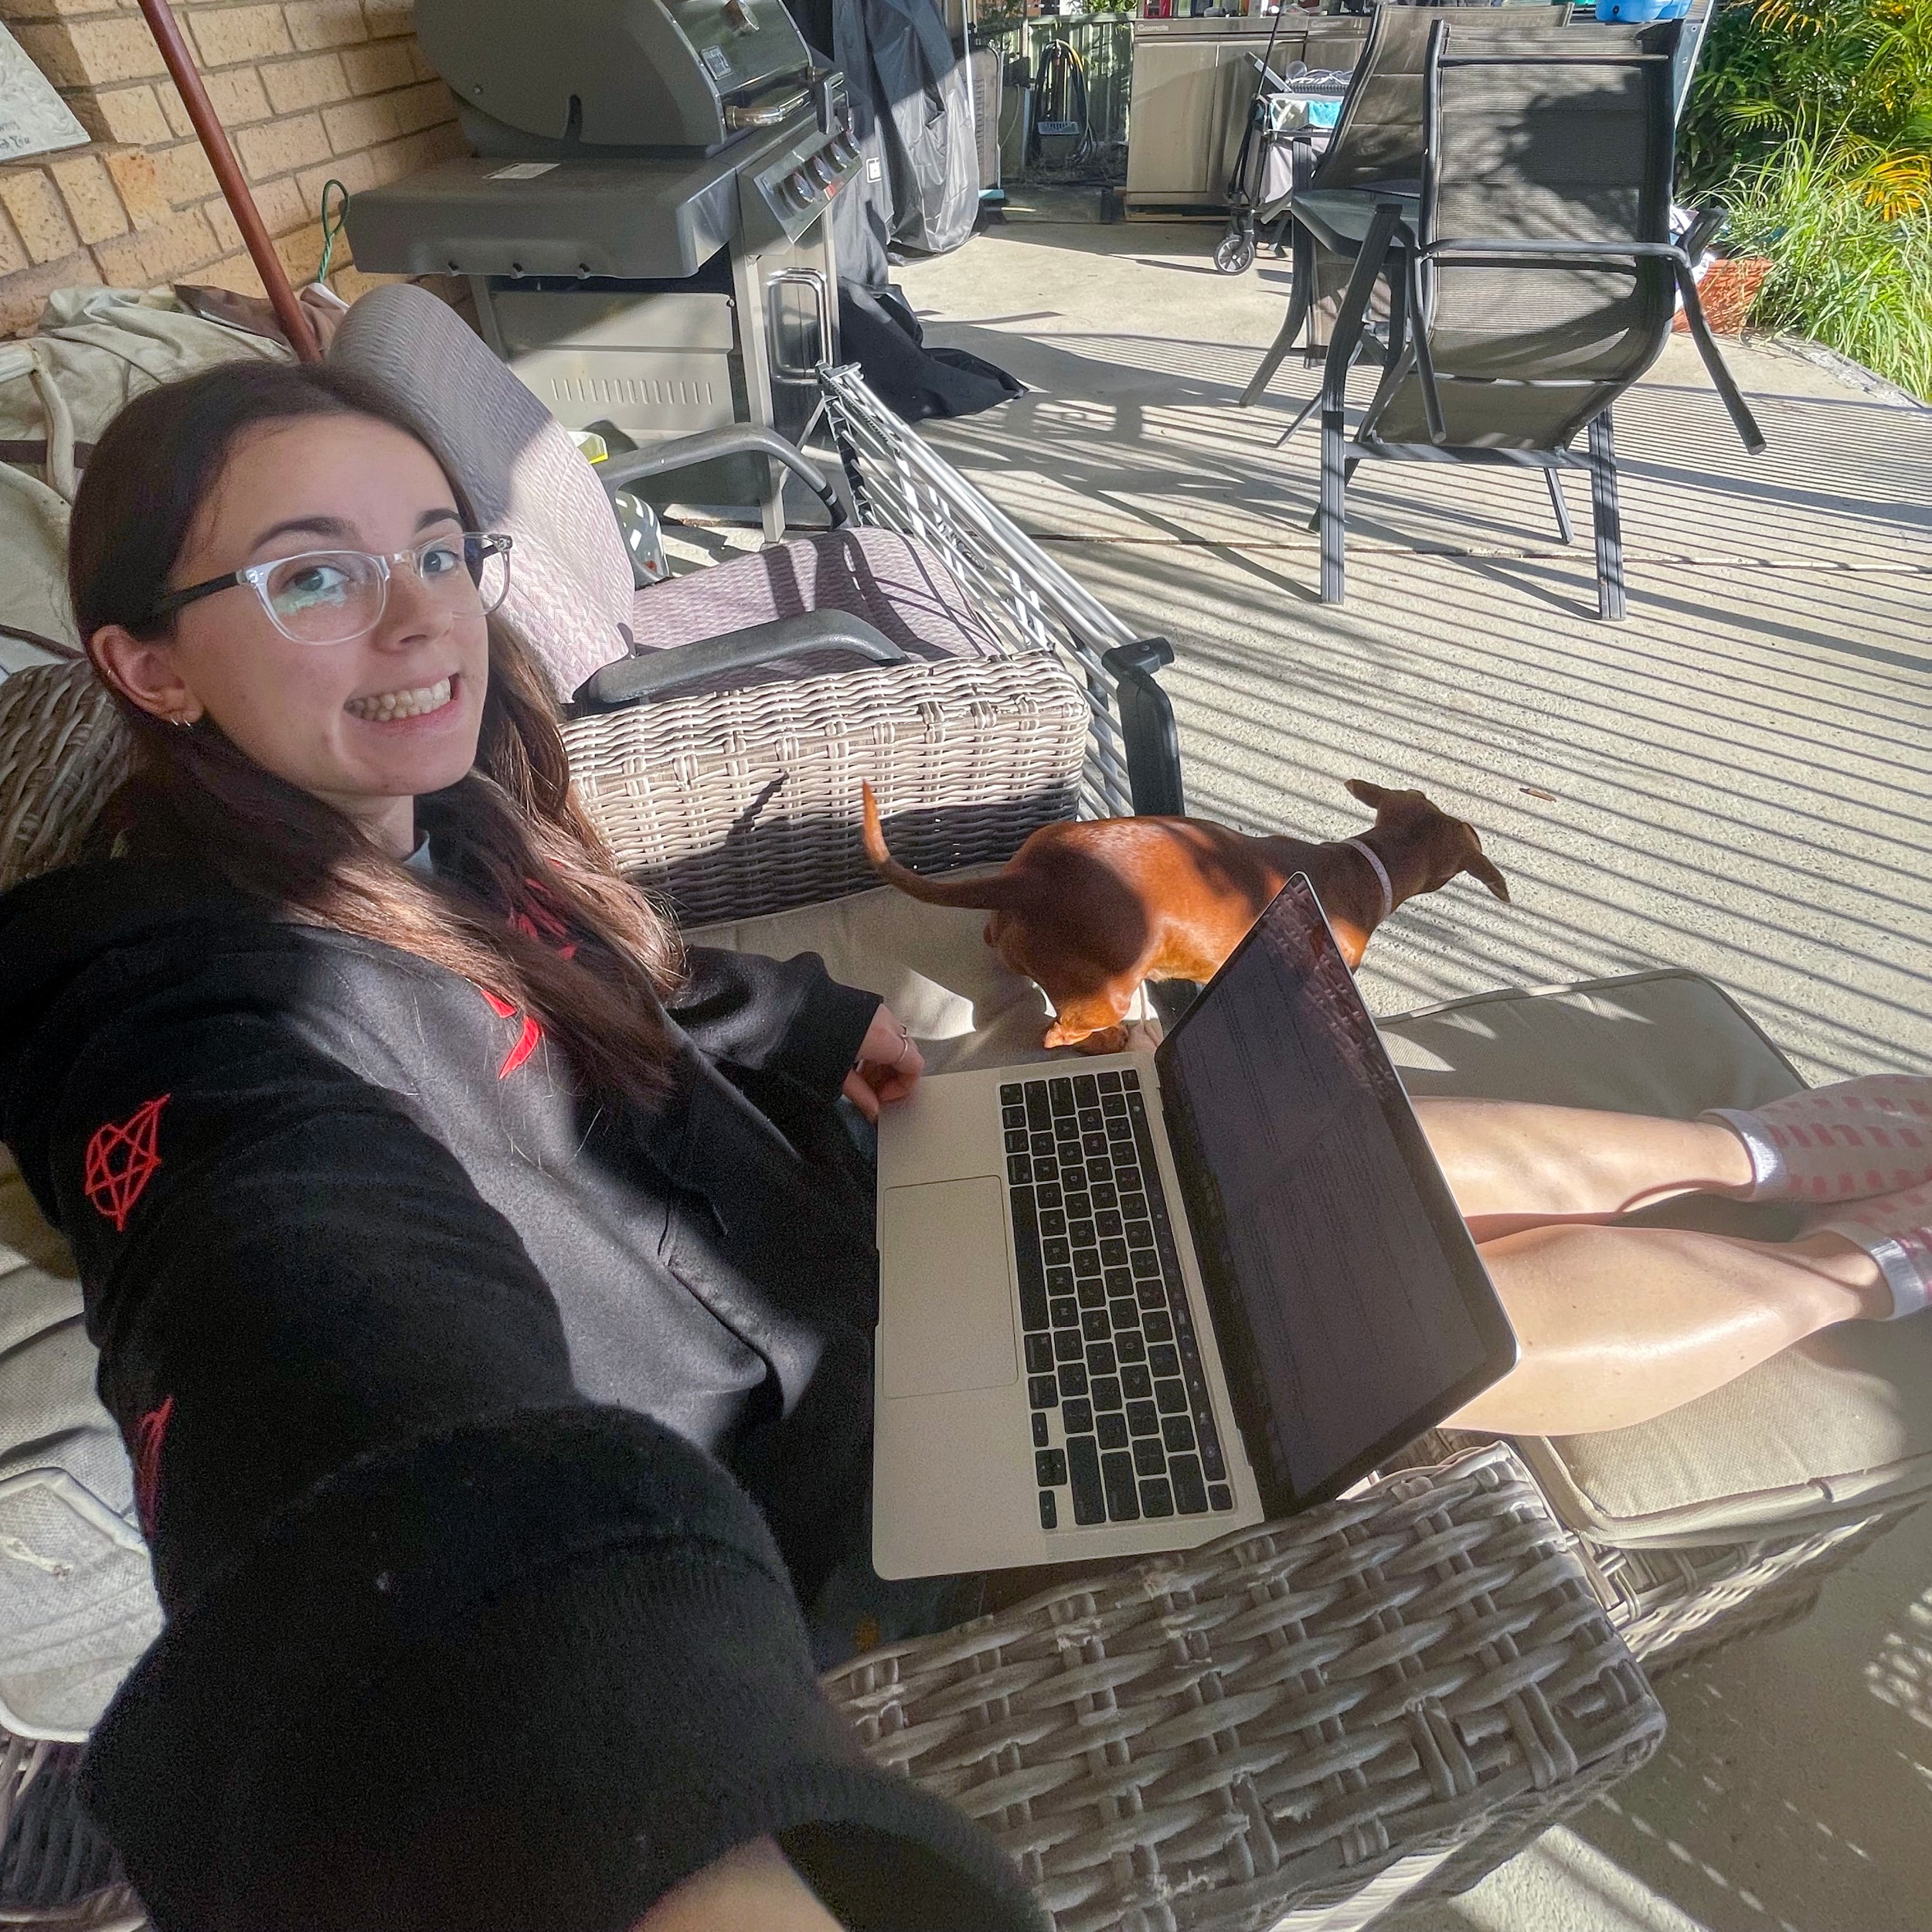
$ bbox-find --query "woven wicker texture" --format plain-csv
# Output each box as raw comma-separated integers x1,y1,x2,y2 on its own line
1386,1428,1920,1688
1393,1495,1925,1906
821,366,1138,819
563,651,1090,927
0,1737,125,1917
0,660,126,894
1589,1508,1923,1678
824,1445,1663,1932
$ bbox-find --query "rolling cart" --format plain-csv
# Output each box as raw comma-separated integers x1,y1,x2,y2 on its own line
1214,50,1349,275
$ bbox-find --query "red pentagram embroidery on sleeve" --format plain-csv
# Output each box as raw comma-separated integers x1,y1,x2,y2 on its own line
83,1095,171,1232
132,1394,173,1536
477,988,543,1080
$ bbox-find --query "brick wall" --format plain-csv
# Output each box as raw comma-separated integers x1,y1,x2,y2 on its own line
0,0,465,335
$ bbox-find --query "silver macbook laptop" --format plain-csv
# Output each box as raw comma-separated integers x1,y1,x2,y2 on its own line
872,874,1516,1578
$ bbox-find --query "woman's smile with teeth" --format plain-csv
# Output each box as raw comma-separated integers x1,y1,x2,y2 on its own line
345,675,454,722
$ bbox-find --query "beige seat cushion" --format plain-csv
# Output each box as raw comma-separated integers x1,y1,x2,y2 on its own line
4,910,1919,1740
685,879,1154,1075
1376,968,1808,1118
1379,968,1932,1545
0,1157,160,1740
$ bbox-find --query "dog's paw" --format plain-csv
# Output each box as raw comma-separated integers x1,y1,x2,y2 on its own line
1042,1019,1131,1053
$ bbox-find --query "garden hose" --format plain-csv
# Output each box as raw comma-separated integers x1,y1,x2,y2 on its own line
1027,37,1093,169
315,179,350,284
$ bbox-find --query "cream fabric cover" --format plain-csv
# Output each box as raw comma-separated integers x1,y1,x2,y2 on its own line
0,287,287,670
0,1159,159,1741
686,878,1161,1074
1378,968,1932,1546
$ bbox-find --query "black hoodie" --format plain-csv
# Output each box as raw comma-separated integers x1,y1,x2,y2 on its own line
0,853,1043,1932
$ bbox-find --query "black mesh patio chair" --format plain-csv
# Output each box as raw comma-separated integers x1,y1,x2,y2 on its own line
1241,2,1720,414
1239,8,1578,410
1257,17,1764,615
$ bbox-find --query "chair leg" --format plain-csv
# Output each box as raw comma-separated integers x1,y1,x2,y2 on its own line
1587,411,1624,621
1321,389,1348,602
1304,454,1361,533
1385,248,1409,368
1240,247,1313,406
1313,206,1400,605
1545,468,1573,545
1273,386,1324,448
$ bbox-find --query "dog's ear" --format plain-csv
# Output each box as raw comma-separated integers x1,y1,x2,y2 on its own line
1463,849,1511,902
1344,777,1390,808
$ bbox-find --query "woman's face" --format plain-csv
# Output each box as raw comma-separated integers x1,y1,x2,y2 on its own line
91,412,492,858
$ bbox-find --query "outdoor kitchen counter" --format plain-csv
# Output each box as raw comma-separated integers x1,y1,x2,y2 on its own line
1124,12,1366,213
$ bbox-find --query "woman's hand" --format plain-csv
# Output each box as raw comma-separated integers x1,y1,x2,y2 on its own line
632,1837,842,1931
842,1002,923,1122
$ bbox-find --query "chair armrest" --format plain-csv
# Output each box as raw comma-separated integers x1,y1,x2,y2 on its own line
563,651,1090,924
823,1444,1664,1928
1675,203,1727,259
598,426,848,529
571,611,906,711
1423,239,1693,264
1291,189,1420,258
1100,638,1184,818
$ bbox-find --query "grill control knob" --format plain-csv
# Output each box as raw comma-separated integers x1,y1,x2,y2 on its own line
787,169,813,203
809,151,838,187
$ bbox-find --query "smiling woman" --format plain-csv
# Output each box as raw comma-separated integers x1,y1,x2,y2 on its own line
0,362,1012,1932
93,416,502,856
68,365,687,1101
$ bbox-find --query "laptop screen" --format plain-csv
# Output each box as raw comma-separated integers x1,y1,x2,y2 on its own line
1155,875,1513,1512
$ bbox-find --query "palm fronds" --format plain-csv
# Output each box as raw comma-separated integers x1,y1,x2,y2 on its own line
1682,0,1931,399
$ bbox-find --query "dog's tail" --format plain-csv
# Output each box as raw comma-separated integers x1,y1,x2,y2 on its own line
860,782,1033,910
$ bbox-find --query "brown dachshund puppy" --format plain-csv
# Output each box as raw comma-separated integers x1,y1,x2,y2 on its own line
861,778,1509,1051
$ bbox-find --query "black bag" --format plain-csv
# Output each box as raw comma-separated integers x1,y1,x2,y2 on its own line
837,283,1023,422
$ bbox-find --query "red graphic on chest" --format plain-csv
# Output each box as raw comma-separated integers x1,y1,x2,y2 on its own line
478,988,543,1079
509,887,578,961
132,1394,173,1536
83,1095,171,1231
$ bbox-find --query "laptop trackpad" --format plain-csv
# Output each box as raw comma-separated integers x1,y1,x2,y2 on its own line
879,1178,1019,1399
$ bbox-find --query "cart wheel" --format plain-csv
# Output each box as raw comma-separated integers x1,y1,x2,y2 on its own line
1214,232,1257,276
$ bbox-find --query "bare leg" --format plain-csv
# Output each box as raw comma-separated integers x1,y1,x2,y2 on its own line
1450,1225,1889,1435
1413,1097,1754,1238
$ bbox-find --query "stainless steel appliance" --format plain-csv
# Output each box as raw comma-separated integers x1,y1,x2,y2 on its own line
1124,13,1363,216
345,0,862,537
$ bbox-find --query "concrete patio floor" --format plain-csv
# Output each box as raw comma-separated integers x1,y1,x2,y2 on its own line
893,200,1932,1932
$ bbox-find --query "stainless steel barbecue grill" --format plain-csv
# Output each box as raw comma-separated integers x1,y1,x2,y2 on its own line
345,0,863,537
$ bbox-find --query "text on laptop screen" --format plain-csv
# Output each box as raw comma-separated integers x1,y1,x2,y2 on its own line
1158,879,1491,1501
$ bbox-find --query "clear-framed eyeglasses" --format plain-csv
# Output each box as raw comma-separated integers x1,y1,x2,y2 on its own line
149,531,513,646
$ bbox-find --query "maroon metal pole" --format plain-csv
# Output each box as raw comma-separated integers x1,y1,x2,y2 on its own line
133,0,322,362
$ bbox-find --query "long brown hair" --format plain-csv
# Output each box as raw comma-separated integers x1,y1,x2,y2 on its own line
70,361,682,1101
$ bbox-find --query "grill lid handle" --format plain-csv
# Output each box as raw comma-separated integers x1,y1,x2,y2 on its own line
725,85,808,131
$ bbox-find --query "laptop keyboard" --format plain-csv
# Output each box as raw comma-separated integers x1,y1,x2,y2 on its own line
1002,1068,1237,1532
